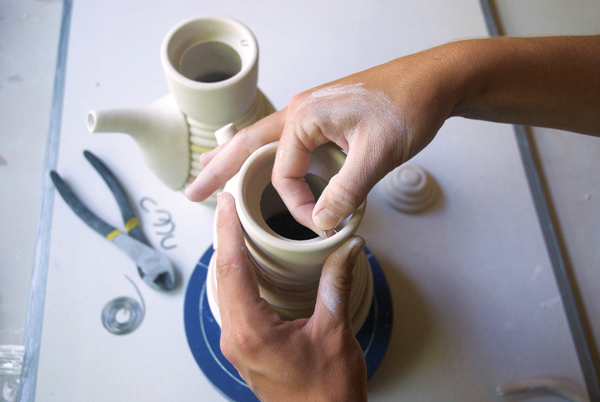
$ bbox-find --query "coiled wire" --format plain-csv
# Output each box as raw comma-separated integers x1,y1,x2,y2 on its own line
102,275,145,335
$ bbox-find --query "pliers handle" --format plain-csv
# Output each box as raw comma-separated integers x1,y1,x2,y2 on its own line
50,150,176,291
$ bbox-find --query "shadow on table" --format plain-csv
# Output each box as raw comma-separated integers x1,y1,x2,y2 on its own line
366,255,436,392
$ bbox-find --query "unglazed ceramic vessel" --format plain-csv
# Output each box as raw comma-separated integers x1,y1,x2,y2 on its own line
87,95,189,191
206,134,374,334
87,16,275,194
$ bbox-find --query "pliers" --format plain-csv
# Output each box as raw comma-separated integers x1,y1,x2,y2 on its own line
50,150,176,291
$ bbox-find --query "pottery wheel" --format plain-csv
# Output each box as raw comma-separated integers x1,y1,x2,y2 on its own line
184,245,393,402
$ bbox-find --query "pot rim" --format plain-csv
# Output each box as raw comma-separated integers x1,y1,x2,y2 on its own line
161,15,258,90
234,141,366,253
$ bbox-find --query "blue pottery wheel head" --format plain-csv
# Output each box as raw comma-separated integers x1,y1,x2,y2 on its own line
184,245,392,401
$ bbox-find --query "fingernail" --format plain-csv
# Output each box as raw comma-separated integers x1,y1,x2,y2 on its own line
314,208,341,230
347,237,366,264
199,152,209,167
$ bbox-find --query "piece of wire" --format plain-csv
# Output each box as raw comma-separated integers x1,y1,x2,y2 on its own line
160,234,177,250
101,275,145,335
324,228,338,239
139,196,158,212
497,377,589,402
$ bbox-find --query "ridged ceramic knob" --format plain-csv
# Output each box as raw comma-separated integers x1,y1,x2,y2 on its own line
380,163,438,213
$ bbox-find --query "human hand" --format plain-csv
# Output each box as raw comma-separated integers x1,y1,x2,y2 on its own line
187,35,600,230
185,43,462,231
215,191,368,401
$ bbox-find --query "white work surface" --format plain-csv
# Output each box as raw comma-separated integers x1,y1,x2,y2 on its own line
36,0,588,401
0,0,63,346
493,0,600,389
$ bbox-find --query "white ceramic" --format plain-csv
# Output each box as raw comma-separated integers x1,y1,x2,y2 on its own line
380,162,439,213
162,15,260,126
87,95,189,190
87,16,275,193
207,140,374,334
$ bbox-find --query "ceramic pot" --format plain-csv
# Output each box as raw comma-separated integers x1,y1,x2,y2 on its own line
87,16,274,193
206,141,374,334
87,95,189,190
162,15,263,126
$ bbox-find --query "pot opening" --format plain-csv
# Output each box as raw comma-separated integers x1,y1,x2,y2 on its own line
179,41,242,83
260,174,327,241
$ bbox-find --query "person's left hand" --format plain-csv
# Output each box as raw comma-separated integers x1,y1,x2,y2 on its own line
214,191,368,402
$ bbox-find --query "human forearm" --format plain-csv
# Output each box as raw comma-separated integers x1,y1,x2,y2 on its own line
187,35,600,233
450,35,600,135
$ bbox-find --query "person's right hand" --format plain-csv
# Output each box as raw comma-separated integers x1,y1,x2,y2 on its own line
265,57,460,232
186,35,600,231
186,42,462,231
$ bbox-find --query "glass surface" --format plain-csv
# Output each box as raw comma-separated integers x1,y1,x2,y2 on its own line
0,1,63,345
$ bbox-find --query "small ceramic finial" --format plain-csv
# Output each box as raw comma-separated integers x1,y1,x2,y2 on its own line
380,163,439,214
215,123,238,146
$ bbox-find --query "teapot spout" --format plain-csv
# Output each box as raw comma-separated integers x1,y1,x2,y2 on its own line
87,95,190,190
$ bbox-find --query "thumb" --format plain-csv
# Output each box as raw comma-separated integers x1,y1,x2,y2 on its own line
313,236,366,329
312,143,387,230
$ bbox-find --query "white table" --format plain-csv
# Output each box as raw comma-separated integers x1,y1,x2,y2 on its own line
5,1,599,401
